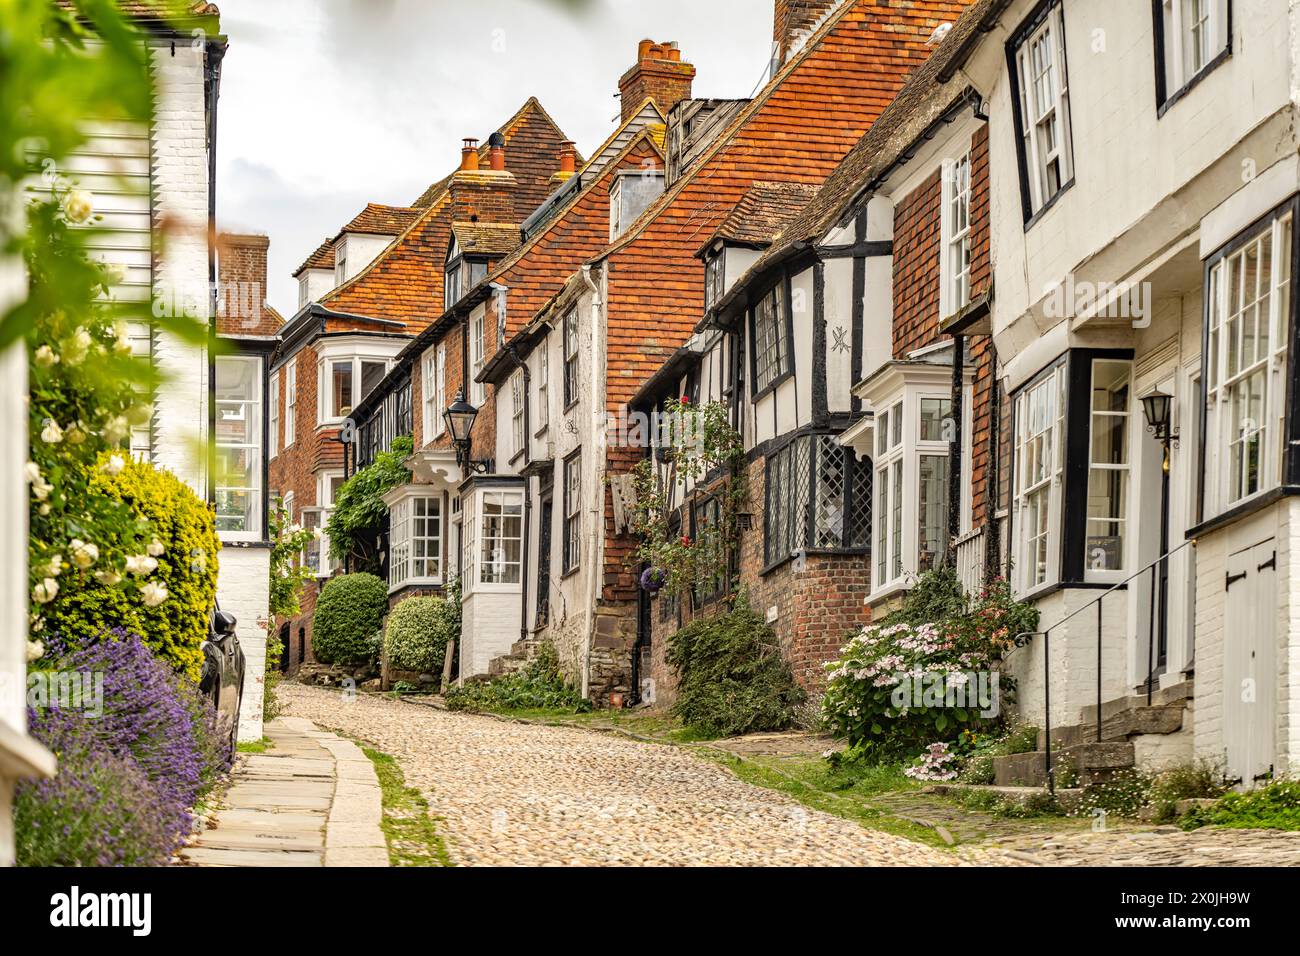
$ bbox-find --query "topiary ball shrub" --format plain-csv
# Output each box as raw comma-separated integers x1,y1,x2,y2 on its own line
41,456,220,681
384,595,456,674
665,593,805,738
312,572,389,666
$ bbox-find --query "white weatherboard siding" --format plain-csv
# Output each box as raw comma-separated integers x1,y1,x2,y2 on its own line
219,547,271,742
149,43,210,490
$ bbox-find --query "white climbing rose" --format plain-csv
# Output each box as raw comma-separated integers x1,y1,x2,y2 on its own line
70,539,99,569
33,578,59,604
140,580,169,607
40,420,63,444
101,454,126,476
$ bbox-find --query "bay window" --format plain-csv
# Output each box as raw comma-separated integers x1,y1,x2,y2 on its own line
1010,351,1135,596
1202,205,1294,519
321,355,388,422
764,432,870,569
940,152,972,318
389,493,443,591
1010,0,1074,220
214,355,264,541
457,486,525,593
1156,0,1231,107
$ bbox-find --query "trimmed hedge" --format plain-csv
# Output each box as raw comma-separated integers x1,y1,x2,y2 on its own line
312,573,388,666
42,457,220,681
384,595,456,674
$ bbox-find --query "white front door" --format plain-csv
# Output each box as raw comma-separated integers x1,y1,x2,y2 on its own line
1223,538,1277,786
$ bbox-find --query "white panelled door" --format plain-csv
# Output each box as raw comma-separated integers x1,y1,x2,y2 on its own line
1222,539,1276,787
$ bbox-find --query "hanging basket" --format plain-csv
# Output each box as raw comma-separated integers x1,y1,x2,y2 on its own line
640,566,667,594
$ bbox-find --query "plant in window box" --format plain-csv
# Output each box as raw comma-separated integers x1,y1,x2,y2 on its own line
627,399,747,602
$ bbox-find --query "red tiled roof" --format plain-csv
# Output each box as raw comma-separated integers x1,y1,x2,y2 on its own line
599,0,974,414
339,203,421,237
291,239,335,277
701,180,819,251
320,98,574,331
451,222,521,257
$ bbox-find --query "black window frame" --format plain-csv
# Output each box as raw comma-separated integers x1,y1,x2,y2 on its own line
1008,347,1135,593
749,276,794,400
1005,0,1077,229
762,430,872,572
703,248,724,311
1152,0,1233,115
689,495,730,608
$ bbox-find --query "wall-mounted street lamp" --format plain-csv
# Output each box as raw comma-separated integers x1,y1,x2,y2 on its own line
444,390,490,475
1140,388,1179,673
1140,389,1178,446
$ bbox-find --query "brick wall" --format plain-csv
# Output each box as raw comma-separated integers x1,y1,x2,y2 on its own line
217,232,277,336
617,40,695,123
647,452,869,707
892,168,943,359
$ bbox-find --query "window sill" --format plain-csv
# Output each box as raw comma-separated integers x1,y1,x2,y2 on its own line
561,565,580,580
1156,47,1231,118
1187,485,1295,540
759,547,869,578
1022,178,1074,231
388,576,443,595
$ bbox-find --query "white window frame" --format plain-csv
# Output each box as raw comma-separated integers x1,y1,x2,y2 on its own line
1012,361,1067,596
563,452,582,574
422,344,447,442
470,311,486,405
214,354,264,543
318,353,392,424
1084,360,1133,582
284,357,297,449
388,491,443,592
268,367,280,460
462,487,524,592
1159,0,1229,98
313,470,346,579
536,344,549,433
1203,208,1293,519
510,370,525,458
1013,2,1074,218
751,283,789,396
940,152,973,318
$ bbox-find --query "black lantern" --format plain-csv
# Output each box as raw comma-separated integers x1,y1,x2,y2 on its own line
444,391,489,473
1140,390,1175,443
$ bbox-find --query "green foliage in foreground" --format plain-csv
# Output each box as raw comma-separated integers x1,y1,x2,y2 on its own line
444,643,590,715
1180,779,1300,831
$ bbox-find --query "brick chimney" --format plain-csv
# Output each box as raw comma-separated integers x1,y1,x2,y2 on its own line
618,40,695,124
216,232,276,335
772,0,842,70
449,131,517,225
550,140,578,185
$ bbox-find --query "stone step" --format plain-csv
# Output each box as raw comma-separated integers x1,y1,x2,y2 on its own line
994,741,1135,787
1078,680,1193,727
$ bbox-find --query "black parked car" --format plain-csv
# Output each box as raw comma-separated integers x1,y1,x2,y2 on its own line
200,605,245,753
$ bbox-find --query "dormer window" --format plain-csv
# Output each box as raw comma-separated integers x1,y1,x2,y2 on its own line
334,240,348,286
703,249,724,311
610,168,665,241
445,238,490,309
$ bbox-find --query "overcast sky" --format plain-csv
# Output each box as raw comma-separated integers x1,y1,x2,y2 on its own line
214,0,773,315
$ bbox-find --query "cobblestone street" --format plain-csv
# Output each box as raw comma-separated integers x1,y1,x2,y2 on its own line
279,684,1009,866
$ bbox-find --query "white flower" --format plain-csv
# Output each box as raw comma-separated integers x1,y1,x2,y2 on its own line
38,503,50,516
46,554,62,577
26,640,45,663
125,554,158,575
40,420,63,444
140,580,169,607
70,539,99,569
34,345,59,367
24,461,41,484
102,415,130,444
287,523,302,536
63,327,92,365
312,527,323,540
94,568,123,586
25,462,53,502
63,189,94,224
32,578,59,604
113,322,132,355
101,454,126,476
146,538,165,557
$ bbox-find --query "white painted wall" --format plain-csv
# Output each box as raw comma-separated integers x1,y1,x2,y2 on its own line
219,547,271,741
336,233,395,285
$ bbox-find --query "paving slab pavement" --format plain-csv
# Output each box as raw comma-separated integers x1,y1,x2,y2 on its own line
181,717,389,868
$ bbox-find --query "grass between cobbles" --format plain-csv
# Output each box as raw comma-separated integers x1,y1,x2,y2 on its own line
235,737,272,754
361,745,454,867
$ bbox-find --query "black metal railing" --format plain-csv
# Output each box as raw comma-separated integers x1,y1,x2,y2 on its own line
1014,539,1193,791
